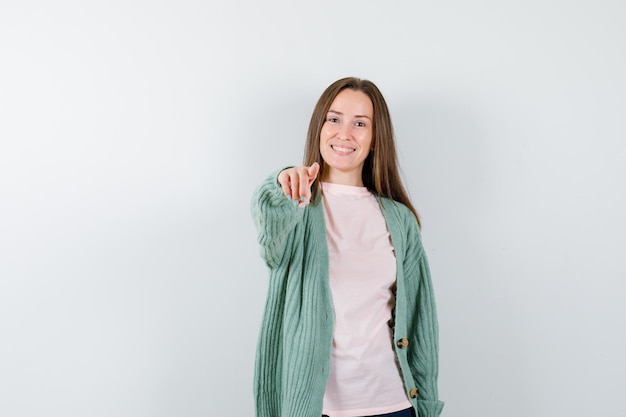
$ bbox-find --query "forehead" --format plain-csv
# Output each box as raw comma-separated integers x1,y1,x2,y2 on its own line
329,89,373,116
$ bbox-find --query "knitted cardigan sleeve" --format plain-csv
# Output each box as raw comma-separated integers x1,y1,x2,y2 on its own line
250,169,305,269
402,209,445,417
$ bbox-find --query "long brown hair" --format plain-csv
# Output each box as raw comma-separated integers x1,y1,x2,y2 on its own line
304,77,421,227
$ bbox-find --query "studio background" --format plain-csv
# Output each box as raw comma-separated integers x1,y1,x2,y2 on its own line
1,1,624,416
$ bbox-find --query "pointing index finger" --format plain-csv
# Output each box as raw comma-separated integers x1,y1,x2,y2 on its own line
308,162,320,181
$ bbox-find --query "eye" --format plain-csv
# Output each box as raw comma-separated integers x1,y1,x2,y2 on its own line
327,117,340,124
355,121,367,127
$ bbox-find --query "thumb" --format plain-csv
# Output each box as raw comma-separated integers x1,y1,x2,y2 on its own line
308,162,320,181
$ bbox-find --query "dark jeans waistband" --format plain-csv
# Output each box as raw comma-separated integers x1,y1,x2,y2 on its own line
322,407,415,417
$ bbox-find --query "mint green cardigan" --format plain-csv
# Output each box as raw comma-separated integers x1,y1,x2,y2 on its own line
251,171,444,417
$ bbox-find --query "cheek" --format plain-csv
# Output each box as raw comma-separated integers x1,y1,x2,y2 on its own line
321,122,340,137
357,132,373,146
320,129,333,141
318,134,327,151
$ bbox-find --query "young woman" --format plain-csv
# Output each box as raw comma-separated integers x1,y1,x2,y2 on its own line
251,77,444,417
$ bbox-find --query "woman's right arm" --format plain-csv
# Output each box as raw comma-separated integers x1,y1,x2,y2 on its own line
250,164,319,268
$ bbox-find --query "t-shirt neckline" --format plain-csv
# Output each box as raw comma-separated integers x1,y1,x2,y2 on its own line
321,182,370,197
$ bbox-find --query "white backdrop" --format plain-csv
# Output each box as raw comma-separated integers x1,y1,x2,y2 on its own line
1,1,625,416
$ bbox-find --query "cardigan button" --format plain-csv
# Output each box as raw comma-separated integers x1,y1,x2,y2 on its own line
396,338,409,349
409,387,419,398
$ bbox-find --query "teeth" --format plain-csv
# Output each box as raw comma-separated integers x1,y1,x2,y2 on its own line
332,145,354,153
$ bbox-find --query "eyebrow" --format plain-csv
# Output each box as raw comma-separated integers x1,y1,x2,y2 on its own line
328,109,372,120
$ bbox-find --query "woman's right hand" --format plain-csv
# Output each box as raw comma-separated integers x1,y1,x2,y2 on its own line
277,163,320,207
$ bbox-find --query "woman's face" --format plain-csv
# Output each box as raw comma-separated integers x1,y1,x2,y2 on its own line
319,89,374,186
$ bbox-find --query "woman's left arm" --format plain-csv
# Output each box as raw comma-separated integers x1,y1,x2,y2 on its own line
403,216,445,417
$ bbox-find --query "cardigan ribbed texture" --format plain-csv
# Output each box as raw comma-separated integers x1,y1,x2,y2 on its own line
251,170,444,417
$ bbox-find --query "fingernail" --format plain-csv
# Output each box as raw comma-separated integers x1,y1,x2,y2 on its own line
300,196,306,202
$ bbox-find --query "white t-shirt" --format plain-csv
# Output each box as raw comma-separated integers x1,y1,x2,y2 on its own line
321,182,411,417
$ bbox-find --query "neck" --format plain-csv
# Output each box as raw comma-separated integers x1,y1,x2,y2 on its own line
322,169,364,187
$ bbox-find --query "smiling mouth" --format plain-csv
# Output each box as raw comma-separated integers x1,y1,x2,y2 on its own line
331,145,355,154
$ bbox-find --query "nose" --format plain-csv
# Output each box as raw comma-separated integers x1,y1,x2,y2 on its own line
338,122,351,140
